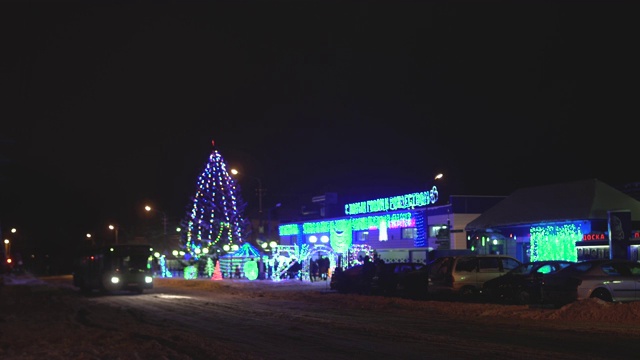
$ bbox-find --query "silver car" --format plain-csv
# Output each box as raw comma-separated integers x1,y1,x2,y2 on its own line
541,259,640,306
427,255,522,298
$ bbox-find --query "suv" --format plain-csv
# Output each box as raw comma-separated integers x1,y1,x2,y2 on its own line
427,255,522,298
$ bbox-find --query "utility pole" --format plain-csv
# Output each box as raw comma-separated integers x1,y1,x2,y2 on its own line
257,178,265,234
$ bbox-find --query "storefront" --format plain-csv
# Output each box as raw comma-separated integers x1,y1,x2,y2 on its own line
278,186,504,274
465,179,640,263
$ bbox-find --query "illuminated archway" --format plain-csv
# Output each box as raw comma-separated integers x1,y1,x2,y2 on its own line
301,244,339,281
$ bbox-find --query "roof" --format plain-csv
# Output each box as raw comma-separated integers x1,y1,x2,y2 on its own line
465,179,640,231
221,243,262,258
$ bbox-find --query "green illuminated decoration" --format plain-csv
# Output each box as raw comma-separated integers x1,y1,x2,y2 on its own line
530,223,581,262
243,258,259,280
344,187,438,216
303,221,331,234
279,224,300,236
183,265,198,280
330,219,352,254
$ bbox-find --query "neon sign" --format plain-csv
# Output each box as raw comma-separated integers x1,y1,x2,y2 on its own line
344,186,438,215
583,233,606,241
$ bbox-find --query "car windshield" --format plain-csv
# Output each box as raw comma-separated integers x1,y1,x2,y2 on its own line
510,263,535,275
565,262,596,274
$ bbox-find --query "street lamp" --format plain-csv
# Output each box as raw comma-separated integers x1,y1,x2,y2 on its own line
267,203,282,239
145,205,168,253
230,168,265,229
86,233,94,246
108,224,119,245
3,239,9,258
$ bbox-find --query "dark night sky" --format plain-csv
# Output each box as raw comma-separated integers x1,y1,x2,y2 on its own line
1,1,637,259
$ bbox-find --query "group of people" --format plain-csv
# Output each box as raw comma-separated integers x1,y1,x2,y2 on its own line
309,256,330,282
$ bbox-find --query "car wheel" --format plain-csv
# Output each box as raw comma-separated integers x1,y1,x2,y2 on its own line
591,288,613,302
459,286,476,300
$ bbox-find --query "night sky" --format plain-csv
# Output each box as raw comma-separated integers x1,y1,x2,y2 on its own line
1,1,637,264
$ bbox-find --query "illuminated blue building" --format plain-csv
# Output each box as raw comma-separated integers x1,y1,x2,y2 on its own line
465,179,640,263
277,186,505,271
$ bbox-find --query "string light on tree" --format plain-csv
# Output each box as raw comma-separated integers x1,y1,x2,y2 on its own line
181,140,248,261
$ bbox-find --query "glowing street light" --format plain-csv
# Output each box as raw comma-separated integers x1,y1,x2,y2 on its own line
86,233,95,246
145,205,168,254
108,224,119,244
3,239,10,258
230,169,264,216
435,173,444,180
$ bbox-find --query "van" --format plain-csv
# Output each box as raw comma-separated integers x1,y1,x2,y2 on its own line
427,255,522,298
72,244,154,295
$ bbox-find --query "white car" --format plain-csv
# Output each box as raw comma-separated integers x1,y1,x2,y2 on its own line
541,259,640,306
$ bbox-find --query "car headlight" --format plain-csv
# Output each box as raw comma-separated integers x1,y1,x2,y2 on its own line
110,276,120,284
145,276,153,284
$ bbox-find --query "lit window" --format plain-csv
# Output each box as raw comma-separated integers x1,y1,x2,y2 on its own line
402,228,417,239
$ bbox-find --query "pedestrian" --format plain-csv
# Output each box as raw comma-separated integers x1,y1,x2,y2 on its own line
234,265,241,279
310,259,319,282
319,256,329,281
360,255,376,294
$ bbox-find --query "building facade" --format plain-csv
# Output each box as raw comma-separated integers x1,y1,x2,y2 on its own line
277,186,505,275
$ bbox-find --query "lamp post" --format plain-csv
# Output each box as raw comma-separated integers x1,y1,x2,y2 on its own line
108,224,119,245
267,202,281,240
230,169,265,232
145,205,168,252
86,233,94,246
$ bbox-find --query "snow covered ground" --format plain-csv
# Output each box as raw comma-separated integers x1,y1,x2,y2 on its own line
2,273,640,359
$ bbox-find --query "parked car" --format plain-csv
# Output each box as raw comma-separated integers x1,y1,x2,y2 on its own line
370,262,425,296
427,255,522,299
396,257,448,299
481,260,574,304
330,265,364,294
539,259,640,307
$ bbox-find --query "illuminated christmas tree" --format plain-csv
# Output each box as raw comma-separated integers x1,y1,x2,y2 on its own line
181,140,247,261
212,259,223,281
205,257,215,278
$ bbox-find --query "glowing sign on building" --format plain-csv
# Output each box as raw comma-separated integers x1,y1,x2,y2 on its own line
344,186,439,216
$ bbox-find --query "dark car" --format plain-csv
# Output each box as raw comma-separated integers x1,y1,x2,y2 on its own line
481,260,573,304
396,257,448,299
330,265,364,294
370,262,425,296
539,259,640,308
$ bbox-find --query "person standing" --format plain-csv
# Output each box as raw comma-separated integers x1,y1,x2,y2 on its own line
318,256,329,281
360,255,376,294
310,259,319,282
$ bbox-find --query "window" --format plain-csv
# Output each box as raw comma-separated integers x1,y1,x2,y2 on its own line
478,257,500,272
501,258,521,271
428,225,449,238
356,231,369,242
401,227,416,239
456,257,477,272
